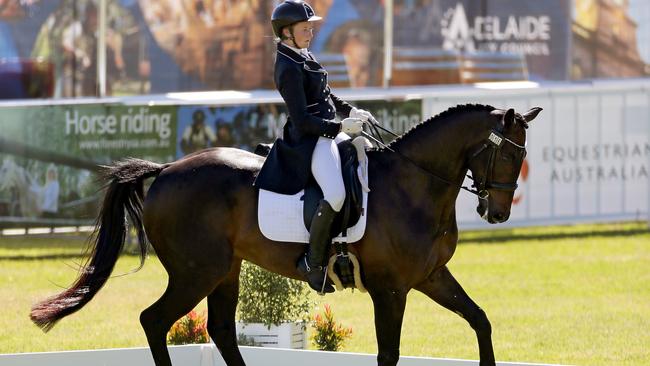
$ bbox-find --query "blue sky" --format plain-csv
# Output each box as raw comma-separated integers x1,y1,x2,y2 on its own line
629,0,650,63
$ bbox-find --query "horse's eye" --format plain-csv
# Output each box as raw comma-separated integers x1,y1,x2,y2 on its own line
501,154,514,161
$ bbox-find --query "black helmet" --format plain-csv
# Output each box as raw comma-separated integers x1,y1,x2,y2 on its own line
271,1,322,39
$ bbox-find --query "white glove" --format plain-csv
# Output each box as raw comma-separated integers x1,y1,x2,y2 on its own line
350,107,374,123
341,117,364,134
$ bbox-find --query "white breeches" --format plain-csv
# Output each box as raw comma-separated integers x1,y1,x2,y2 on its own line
311,132,350,212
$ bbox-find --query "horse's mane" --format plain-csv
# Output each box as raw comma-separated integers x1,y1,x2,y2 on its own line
388,104,496,148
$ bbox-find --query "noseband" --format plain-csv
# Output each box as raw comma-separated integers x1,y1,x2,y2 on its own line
467,130,526,199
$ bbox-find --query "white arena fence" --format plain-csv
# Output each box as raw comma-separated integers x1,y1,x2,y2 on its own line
0,345,564,366
0,79,648,231
423,80,650,229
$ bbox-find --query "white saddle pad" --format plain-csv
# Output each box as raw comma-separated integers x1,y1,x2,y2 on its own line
257,189,368,243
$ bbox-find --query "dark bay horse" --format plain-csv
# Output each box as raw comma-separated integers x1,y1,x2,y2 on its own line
31,104,541,366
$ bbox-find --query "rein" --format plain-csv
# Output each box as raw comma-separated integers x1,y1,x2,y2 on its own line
364,117,525,198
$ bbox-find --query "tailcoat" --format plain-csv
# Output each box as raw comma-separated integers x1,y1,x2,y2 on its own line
254,43,353,194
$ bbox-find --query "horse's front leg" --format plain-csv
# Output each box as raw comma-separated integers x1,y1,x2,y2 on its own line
368,286,408,366
415,266,495,366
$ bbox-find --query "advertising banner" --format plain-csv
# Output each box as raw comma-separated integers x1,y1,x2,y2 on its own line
1,0,647,97
572,0,649,79
0,0,151,98
424,88,650,228
0,104,176,225
174,98,422,158
390,0,571,80
0,97,421,226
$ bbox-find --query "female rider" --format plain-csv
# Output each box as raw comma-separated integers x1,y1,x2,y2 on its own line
254,0,375,294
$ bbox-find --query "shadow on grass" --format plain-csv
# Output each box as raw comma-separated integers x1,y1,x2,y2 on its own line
0,253,87,261
0,251,145,261
0,233,147,261
459,227,650,245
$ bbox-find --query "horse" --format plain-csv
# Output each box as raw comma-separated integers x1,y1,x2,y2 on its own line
0,157,43,217
31,104,542,366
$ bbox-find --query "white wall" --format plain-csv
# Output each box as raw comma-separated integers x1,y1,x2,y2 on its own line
420,80,650,228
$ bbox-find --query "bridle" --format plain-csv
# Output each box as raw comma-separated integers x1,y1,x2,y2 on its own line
467,130,527,200
363,118,526,198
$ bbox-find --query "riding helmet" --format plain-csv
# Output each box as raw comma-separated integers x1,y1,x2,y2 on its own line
271,1,322,38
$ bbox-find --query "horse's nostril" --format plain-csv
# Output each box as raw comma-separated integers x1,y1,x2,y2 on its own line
493,213,506,222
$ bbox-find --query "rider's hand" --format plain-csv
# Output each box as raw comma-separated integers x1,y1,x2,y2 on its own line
350,107,374,123
341,118,364,134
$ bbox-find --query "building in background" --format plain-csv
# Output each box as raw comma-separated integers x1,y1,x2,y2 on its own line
572,0,648,79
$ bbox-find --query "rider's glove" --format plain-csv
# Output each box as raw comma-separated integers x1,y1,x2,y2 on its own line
349,107,374,123
341,118,364,134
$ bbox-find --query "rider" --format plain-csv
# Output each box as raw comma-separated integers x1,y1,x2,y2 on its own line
254,0,375,294
180,109,217,155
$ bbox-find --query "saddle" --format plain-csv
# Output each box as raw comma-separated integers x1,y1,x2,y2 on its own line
255,138,368,242
256,138,370,292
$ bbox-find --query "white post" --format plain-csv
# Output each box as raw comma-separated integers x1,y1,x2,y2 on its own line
647,90,650,228
97,0,107,97
382,0,393,88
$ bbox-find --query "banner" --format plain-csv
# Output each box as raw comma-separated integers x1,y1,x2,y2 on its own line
0,104,176,224
0,0,648,97
0,97,421,225
174,99,422,159
424,87,650,228
572,0,650,79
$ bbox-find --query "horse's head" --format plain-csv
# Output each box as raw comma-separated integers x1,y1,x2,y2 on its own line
467,107,542,224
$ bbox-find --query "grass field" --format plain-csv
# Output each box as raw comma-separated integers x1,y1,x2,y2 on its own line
1,222,649,365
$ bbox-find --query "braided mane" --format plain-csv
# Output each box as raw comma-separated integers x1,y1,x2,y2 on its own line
388,104,496,148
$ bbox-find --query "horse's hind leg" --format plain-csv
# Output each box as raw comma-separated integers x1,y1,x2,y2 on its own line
415,266,495,366
140,273,221,366
206,259,246,366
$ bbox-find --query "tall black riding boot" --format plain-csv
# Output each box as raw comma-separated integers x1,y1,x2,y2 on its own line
297,199,337,294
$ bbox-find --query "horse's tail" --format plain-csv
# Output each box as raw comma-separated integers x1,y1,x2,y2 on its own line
30,158,165,332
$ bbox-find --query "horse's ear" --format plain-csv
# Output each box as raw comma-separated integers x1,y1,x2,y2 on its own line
522,107,543,123
503,108,515,128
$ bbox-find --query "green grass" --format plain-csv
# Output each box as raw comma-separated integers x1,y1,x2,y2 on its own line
1,222,649,366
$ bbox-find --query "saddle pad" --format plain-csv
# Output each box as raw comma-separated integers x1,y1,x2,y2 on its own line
257,188,368,244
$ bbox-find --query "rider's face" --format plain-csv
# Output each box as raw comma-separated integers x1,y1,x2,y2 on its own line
288,21,313,49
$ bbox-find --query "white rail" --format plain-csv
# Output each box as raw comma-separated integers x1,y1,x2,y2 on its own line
0,345,563,366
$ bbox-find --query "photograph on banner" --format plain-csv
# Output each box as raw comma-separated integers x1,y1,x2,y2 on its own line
0,104,176,224
1,0,649,97
137,0,383,91
572,0,650,79
0,0,150,98
176,104,288,159
173,100,413,159
0,155,95,223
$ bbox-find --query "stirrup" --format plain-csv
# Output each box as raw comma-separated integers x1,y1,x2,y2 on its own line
298,257,334,294
318,266,329,295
